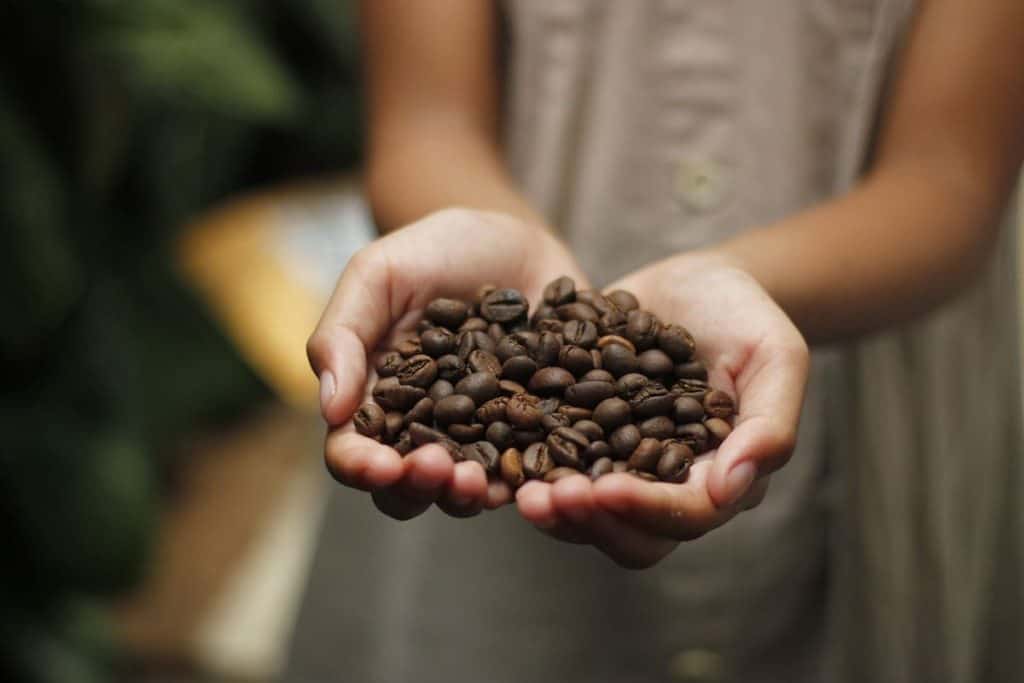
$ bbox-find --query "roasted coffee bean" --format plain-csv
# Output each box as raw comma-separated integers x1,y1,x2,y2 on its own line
589,456,614,480
506,393,543,429
591,348,604,370
633,471,659,482
629,382,675,418
533,318,564,334
397,354,437,388
612,460,629,473
540,413,572,432
512,429,546,449
416,319,434,334
556,302,599,322
449,423,486,443
501,355,539,383
573,419,605,443
461,441,500,473
481,288,529,323
563,319,598,348
543,276,576,306
420,327,456,357
676,422,710,454
606,289,640,312
487,322,506,342
428,379,455,402
528,366,576,395
638,415,676,440
576,290,617,316
486,421,514,450
581,369,616,383
532,331,562,366
373,377,426,411
616,372,649,400
530,304,559,326
495,334,530,362
705,417,733,446
658,442,694,483
396,338,423,358
597,334,636,353
456,329,496,360
627,437,663,472
674,360,709,380
500,448,525,488
704,390,736,419
475,283,497,304
523,442,555,479
498,379,526,395
610,424,642,459
476,396,509,424
459,316,489,332
455,372,500,405
673,378,710,401
547,427,589,468
353,403,386,439
384,412,405,443
598,310,629,337
436,354,467,382
559,345,595,376
394,431,414,455
602,343,640,377
375,351,404,378
674,396,705,423
638,349,674,377
657,324,696,362
403,397,435,428
468,349,503,376
545,467,581,483
564,380,617,408
583,441,614,465
538,397,562,415
409,422,449,446
425,298,469,329
592,397,632,432
433,394,477,427
558,405,592,422
625,310,660,351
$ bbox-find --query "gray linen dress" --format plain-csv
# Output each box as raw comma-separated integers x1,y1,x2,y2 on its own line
285,2,1022,681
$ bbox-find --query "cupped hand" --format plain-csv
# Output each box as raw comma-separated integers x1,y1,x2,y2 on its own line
307,208,590,520
516,253,809,568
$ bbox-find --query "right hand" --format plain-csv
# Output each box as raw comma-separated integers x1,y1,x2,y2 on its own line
307,208,590,520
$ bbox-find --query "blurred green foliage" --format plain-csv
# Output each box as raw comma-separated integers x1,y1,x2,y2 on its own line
0,1,362,680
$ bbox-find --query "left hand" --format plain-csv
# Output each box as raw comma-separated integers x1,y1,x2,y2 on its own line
515,253,810,568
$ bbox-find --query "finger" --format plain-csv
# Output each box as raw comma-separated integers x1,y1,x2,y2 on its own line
436,461,489,518
708,336,808,508
484,479,514,509
515,481,558,528
368,445,455,520
549,474,597,524
324,428,405,491
583,509,678,569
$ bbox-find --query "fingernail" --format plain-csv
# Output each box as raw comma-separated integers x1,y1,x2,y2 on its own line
724,461,756,505
319,370,336,418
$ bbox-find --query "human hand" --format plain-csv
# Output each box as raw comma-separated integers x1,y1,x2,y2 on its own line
307,208,590,520
516,253,809,567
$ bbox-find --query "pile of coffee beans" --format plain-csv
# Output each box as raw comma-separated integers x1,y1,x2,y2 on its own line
354,277,735,488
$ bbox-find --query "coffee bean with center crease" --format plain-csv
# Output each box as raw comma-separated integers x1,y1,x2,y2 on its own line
403,397,435,428
627,437,663,472
532,331,562,367
375,350,404,377
500,448,525,487
434,394,476,427
576,291,617,316
563,319,598,348
481,288,529,323
630,382,676,419
538,397,562,415
674,396,705,423
455,372,500,405
606,289,640,312
593,397,632,432
602,343,640,377
583,441,614,465
673,378,710,401
674,360,708,380
487,422,514,450
534,317,563,334
639,415,676,440
658,324,696,362
573,419,604,443
528,366,576,395
456,329,496,361
459,316,488,332
436,354,467,382
540,413,571,432
502,355,539,383
676,422,710,454
598,310,629,337
704,390,736,419
610,424,642,459
547,427,589,468
475,396,509,424
638,349,674,378
373,377,427,411
461,441,500,474
468,349,502,376
506,393,543,429
705,417,733,447
559,345,595,376
449,423,485,443
597,334,636,353
354,403,386,439
495,334,530,362
558,405,593,422
397,354,437,388
420,327,455,357
564,380,617,408
531,305,559,326
625,310,661,351
543,276,576,306
589,457,614,480
557,302,600,322
523,442,555,479
658,441,694,483
425,298,469,330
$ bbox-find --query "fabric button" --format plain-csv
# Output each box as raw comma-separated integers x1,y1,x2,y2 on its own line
668,648,724,681
674,159,730,212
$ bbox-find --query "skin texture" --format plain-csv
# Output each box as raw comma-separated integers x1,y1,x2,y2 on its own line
311,0,1024,567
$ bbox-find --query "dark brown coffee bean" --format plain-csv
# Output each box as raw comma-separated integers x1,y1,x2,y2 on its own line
498,379,526,395
456,329,496,361
375,350,404,378
512,429,546,449
557,405,593,422
615,372,649,400
610,424,642,459
533,317,564,334
530,304,559,326
627,437,663,472
353,403,386,439
543,276,576,306
658,442,694,483
545,466,581,483
538,397,563,415
563,380,616,408
638,415,676,440
704,390,736,419
528,366,576,395
384,412,405,443
547,427,589,468
562,320,599,348
589,456,614,480
416,319,435,334
501,355,539,383
408,422,448,446
403,397,435,428
436,354,467,382
592,397,632,432
475,396,509,424
481,288,529,323
433,393,476,427
487,422,514,450
455,372,500,405
459,441,500,473
459,316,489,333
425,298,469,329
576,290,617,316
420,327,455,357
674,360,708,380
556,302,599,322
612,460,629,473
637,349,674,377
506,393,543,429
532,331,562,367
625,310,660,351
395,337,423,358
676,422,710,454
495,334,530,362
468,349,502,376
591,348,604,370
704,417,733,446
583,441,614,465
632,471,659,482
394,431,414,455
657,324,696,362
674,396,705,423
606,289,640,312
559,345,595,376
397,354,437,388
573,419,605,443
673,378,710,401
449,423,486,443
428,379,455,402
475,283,497,303
601,343,640,377
596,334,636,353
598,310,628,337
523,442,555,478
373,377,426,411
500,448,525,488
482,321,502,340
581,369,616,383
540,413,572,432
630,382,675,418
